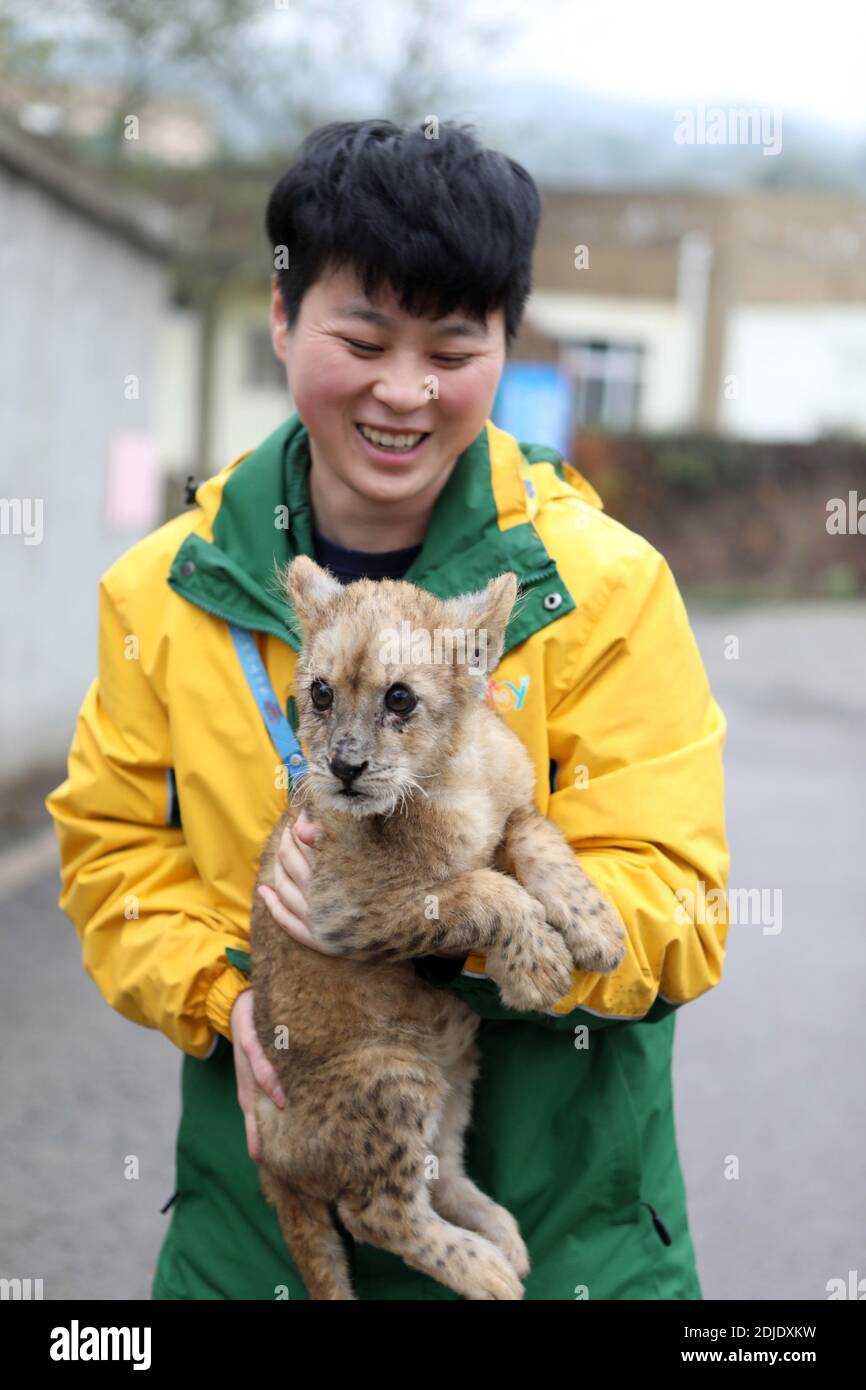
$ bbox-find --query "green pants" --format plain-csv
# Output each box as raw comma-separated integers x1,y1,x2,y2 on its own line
152,1015,703,1300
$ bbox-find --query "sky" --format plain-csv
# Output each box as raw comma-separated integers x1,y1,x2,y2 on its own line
26,0,866,140
435,0,866,133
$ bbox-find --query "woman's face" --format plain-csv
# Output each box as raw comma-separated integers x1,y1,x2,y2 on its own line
270,262,506,505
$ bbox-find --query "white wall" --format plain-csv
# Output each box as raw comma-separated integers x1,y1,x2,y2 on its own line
719,305,866,440
0,167,170,783
208,293,294,473
525,289,696,432
154,304,202,474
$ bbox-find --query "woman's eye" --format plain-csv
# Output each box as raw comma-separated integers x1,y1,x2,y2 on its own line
310,680,333,710
384,683,417,715
344,337,469,365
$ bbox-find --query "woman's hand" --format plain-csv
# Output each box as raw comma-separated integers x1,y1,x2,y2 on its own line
256,806,467,960
256,808,340,953
231,987,286,1163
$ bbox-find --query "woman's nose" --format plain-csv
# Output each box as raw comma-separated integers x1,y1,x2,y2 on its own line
370,357,428,411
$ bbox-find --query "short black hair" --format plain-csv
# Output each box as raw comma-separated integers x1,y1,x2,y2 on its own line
264,118,541,351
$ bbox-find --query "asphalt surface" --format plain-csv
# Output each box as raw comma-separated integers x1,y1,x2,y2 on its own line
673,600,866,1301
1,600,864,1301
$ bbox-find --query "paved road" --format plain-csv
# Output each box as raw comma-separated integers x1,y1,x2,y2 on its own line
0,874,179,1301
1,600,864,1301
675,600,866,1301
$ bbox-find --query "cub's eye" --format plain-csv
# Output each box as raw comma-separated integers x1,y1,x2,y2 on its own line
310,679,333,711
384,683,417,715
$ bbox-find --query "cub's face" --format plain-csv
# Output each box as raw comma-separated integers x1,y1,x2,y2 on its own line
297,619,465,817
286,558,517,818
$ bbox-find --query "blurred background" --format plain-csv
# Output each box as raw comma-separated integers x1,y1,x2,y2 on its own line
1,0,863,1301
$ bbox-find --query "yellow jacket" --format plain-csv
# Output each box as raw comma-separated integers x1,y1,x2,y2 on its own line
46,413,729,1060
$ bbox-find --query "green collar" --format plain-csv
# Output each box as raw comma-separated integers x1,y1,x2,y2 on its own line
168,412,575,657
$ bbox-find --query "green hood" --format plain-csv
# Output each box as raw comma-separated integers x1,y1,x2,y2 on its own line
167,412,576,654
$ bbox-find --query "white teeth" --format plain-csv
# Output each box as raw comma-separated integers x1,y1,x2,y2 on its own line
358,424,425,450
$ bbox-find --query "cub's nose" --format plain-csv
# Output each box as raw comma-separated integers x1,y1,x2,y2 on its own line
329,754,368,787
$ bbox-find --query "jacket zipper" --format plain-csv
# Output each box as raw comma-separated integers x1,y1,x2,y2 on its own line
173,567,564,657
170,583,298,651
640,1201,672,1246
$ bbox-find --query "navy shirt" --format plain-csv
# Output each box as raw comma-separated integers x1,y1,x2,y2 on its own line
312,527,422,584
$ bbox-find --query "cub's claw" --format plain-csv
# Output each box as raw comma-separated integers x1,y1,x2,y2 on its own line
488,924,575,1012
527,869,626,976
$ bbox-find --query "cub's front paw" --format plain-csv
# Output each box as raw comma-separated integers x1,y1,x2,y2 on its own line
537,868,626,974
487,922,575,1013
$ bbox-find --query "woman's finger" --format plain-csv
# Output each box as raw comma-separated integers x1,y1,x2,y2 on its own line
245,1031,286,1107
234,1051,261,1162
232,987,286,1115
243,1106,261,1163
272,854,311,923
257,885,339,955
295,808,319,841
293,810,320,861
277,818,313,887
258,883,308,939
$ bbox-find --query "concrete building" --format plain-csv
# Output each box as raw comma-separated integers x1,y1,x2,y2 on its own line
174,182,866,476
0,116,177,785
521,186,866,441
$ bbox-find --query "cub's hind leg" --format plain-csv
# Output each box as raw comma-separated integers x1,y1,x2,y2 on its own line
332,1056,524,1300
338,1162,524,1301
429,1047,529,1279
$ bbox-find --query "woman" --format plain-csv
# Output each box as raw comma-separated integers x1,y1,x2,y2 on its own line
46,119,729,1299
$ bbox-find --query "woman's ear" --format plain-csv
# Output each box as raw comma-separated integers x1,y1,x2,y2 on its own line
269,274,289,364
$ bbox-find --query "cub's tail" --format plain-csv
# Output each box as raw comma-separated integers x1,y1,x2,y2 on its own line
260,1168,355,1300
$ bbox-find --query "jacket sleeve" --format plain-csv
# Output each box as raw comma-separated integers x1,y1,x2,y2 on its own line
45,573,252,1058
415,545,730,1032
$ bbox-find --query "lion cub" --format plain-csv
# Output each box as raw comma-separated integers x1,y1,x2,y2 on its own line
249,555,625,1300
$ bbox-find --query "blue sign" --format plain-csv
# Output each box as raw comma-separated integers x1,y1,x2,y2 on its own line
492,363,574,457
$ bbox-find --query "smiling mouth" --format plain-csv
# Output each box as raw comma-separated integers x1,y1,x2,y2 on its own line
355,422,431,453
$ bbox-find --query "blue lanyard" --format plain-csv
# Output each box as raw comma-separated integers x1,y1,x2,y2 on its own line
227,624,309,785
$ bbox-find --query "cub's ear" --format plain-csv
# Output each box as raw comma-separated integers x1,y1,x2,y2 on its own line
441,571,519,676
283,555,342,631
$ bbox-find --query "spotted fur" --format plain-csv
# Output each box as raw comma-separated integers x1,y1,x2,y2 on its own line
249,557,625,1299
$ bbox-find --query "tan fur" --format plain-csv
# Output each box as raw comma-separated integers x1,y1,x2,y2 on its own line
249,557,626,1299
